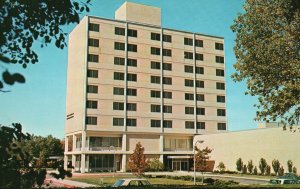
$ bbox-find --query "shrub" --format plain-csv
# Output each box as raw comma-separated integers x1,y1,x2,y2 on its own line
293,166,297,175
242,165,247,174
265,165,271,176
272,159,280,176
146,158,164,172
287,160,293,173
259,158,267,175
278,166,284,176
247,160,254,174
253,166,258,175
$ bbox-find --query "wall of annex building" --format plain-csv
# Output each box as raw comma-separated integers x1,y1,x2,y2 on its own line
85,17,227,134
194,126,300,173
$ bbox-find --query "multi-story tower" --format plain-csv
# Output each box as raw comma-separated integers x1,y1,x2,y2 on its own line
65,2,226,173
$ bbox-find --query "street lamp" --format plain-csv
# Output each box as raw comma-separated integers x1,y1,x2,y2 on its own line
110,146,116,177
194,140,204,185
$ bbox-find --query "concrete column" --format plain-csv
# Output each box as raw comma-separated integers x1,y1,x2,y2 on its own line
65,136,69,152
122,154,127,172
81,154,86,173
122,133,127,151
72,135,76,151
86,136,90,151
71,154,76,173
81,132,86,151
64,155,68,169
159,135,164,163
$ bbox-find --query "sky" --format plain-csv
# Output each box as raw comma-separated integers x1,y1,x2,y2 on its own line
0,0,259,139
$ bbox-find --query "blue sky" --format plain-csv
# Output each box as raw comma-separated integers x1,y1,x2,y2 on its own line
0,0,259,139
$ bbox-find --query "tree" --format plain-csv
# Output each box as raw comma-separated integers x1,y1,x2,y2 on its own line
146,158,164,172
272,159,281,175
247,160,254,174
216,162,226,173
0,123,71,188
287,160,293,173
0,0,91,90
193,147,212,172
266,165,271,176
259,158,267,175
292,166,297,174
278,166,285,176
128,142,147,176
236,158,243,172
253,166,258,175
231,0,300,126
242,164,247,174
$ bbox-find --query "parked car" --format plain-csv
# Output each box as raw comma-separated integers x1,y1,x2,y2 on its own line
112,178,151,187
270,173,300,185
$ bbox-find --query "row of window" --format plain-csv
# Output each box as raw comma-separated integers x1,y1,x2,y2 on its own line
86,100,226,116
88,23,224,50
87,70,225,89
88,85,226,102
86,116,227,130
88,54,224,64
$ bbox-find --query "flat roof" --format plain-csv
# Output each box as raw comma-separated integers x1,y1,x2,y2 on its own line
87,15,224,39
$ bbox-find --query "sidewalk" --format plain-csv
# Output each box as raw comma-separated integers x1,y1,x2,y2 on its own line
45,176,97,188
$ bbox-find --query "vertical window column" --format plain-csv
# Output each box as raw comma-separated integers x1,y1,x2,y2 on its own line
160,28,164,133
124,22,128,132
193,34,197,134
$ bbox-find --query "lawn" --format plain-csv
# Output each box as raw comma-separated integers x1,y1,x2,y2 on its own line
68,174,194,187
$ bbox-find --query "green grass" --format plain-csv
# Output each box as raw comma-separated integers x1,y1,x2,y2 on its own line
210,173,276,180
67,175,194,186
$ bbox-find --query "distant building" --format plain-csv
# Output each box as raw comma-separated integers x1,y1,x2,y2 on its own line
64,2,226,173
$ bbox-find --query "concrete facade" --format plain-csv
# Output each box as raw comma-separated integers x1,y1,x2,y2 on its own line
65,2,226,173
194,126,300,173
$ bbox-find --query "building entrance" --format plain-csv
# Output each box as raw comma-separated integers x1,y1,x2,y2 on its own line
172,159,189,171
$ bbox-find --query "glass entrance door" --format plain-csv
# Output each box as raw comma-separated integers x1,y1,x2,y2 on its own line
172,159,188,171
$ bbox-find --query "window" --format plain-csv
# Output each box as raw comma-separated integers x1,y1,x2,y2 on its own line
113,102,124,110
196,94,205,101
184,37,193,46
151,76,160,84
114,57,125,65
216,69,225,77
218,123,226,130
113,118,124,126
163,91,172,99
151,90,160,98
184,52,193,59
185,107,194,114
127,88,137,96
163,49,172,57
163,63,172,71
196,80,204,88
115,27,125,35
115,42,125,50
195,53,203,61
196,67,204,74
128,44,137,52
128,58,137,67
88,54,99,63
163,77,172,85
151,47,160,55
185,121,194,129
151,120,161,128
216,82,225,90
127,103,137,111
114,72,124,80
197,122,205,129
163,105,172,113
184,65,193,73
87,69,98,78
163,120,172,128
86,116,97,125
113,87,124,95
195,39,203,47
185,79,194,87
86,100,97,109
216,56,224,63
217,109,226,116
217,95,225,103
89,23,99,32
163,34,172,42
88,38,99,47
128,29,137,37
215,42,224,50
151,104,161,112
196,108,205,115
185,93,194,100
151,33,160,41
127,73,137,81
126,118,137,126
151,61,160,69
87,85,98,93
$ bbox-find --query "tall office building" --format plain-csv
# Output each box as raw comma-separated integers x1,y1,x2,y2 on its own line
65,2,226,173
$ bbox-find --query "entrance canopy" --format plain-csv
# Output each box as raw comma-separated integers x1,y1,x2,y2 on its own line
167,156,192,159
